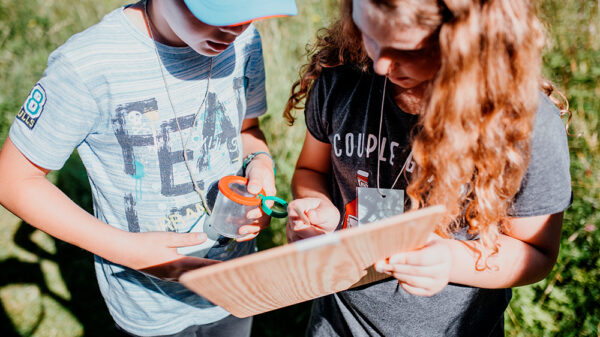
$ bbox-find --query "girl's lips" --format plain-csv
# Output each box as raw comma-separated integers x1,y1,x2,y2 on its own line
206,40,230,52
390,76,416,85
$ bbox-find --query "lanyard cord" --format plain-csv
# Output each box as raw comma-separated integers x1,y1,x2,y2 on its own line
144,0,213,215
376,76,413,197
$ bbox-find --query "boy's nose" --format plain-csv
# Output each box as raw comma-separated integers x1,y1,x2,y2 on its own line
220,23,250,36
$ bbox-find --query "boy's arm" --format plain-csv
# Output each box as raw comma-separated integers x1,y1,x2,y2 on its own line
236,118,276,240
286,131,340,242
240,118,274,194
0,137,208,278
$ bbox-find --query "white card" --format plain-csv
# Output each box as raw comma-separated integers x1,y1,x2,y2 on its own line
357,187,405,226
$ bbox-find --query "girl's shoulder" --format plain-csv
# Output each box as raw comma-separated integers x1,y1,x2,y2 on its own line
319,64,370,82
314,65,373,97
531,93,567,144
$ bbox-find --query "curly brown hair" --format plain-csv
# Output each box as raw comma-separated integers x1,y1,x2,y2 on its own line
285,0,566,268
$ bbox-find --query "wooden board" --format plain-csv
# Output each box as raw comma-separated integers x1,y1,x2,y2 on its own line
180,205,445,318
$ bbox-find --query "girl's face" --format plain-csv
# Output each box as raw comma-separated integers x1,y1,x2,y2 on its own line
157,0,250,56
352,0,441,89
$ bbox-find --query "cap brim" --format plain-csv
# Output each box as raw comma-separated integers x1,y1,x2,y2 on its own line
183,0,298,27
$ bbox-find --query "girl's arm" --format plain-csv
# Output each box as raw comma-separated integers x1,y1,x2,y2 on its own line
236,117,277,241
286,131,340,242
450,213,562,287
377,212,563,296
0,137,208,278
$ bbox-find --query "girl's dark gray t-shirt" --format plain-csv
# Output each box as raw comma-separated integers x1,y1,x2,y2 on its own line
303,66,572,337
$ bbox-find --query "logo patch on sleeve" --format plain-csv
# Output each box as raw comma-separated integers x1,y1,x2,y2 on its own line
17,83,47,129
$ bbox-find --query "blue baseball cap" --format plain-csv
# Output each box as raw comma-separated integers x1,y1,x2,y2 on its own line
183,0,298,27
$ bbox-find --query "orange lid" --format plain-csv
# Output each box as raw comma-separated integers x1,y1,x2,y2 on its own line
218,175,264,206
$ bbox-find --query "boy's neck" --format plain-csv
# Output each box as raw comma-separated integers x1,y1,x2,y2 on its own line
125,0,186,47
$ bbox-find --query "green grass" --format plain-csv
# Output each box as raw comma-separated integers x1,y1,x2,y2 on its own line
505,1,600,336
0,0,599,336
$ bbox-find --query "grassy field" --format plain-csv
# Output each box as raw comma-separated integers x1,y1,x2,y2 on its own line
0,0,598,336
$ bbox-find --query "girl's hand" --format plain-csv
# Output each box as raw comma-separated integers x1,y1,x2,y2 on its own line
122,231,219,281
375,234,453,296
237,154,276,242
286,197,340,242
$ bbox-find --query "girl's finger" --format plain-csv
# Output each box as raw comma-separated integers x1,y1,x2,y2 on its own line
387,263,443,277
306,208,328,226
398,282,437,297
374,260,393,273
287,199,319,220
388,249,440,266
294,205,311,225
392,272,436,290
293,220,311,231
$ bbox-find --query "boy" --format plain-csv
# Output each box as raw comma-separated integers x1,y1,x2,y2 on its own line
0,0,297,336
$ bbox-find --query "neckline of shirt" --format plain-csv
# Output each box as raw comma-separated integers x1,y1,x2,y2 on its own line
118,5,200,57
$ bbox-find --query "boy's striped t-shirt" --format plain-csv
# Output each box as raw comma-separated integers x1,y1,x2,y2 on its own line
9,7,266,336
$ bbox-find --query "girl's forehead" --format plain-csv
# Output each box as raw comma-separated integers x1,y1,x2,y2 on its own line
352,0,434,50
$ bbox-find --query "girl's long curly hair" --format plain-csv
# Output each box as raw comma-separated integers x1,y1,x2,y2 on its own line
284,0,563,267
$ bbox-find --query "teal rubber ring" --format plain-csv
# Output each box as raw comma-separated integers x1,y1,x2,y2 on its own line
258,194,288,218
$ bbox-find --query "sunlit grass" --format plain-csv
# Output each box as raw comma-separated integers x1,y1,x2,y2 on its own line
0,0,599,336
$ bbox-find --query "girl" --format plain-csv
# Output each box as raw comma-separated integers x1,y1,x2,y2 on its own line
284,0,571,336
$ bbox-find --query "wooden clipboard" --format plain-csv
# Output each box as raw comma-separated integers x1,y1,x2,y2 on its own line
180,205,445,318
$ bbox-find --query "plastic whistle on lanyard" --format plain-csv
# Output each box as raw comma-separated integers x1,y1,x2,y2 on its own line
208,175,288,239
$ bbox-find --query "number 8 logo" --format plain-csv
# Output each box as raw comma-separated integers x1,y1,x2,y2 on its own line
25,84,46,116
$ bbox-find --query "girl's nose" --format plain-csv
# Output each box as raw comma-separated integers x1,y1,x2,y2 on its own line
373,55,392,76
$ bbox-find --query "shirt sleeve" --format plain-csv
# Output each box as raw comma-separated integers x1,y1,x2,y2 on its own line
9,50,101,170
243,26,267,119
304,70,331,144
509,93,573,217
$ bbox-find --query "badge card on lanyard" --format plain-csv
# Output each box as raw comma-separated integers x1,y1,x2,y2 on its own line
357,187,405,226
357,150,413,226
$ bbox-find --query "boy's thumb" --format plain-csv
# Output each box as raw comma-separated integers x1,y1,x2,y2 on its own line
247,180,262,195
167,232,208,248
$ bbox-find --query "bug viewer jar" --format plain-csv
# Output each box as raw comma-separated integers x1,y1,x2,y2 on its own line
208,175,288,239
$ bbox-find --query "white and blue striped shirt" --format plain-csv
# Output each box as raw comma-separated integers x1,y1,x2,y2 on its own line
10,6,266,336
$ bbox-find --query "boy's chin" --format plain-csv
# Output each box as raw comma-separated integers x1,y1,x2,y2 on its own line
193,47,225,57
192,42,231,57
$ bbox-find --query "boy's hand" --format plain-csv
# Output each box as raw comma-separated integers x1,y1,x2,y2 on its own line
123,231,219,281
374,233,453,296
286,197,340,242
237,154,276,242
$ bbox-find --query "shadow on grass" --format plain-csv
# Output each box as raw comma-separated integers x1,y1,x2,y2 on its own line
0,228,126,337
1,153,311,337
0,153,127,337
